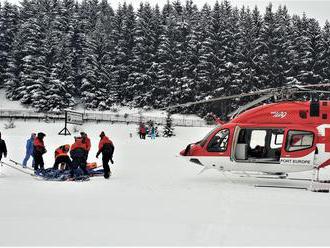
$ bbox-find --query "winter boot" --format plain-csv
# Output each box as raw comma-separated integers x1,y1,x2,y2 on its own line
104,172,110,179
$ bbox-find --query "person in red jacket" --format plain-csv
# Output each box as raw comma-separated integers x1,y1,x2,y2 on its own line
70,137,88,176
96,131,114,179
53,144,71,170
80,132,91,162
33,132,46,173
139,124,146,139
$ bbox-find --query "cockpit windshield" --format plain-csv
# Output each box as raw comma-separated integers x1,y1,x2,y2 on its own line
196,126,220,147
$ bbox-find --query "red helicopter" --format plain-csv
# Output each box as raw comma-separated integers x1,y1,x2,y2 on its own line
175,84,330,179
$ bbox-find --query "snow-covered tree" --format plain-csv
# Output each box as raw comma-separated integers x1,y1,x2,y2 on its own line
128,3,158,106
1,0,329,114
163,112,175,137
320,21,330,83
0,2,18,88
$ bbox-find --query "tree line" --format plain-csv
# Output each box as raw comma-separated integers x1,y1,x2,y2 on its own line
0,0,329,115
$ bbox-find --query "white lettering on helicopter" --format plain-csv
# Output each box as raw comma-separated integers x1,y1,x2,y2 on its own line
271,111,287,118
280,158,311,165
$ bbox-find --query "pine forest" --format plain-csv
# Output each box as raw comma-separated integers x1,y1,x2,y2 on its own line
0,0,329,117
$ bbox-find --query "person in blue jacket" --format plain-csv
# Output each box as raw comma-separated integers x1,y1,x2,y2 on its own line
150,126,156,139
22,133,36,168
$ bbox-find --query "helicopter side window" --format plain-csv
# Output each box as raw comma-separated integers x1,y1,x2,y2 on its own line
286,130,314,152
270,133,283,148
207,129,230,152
236,128,284,162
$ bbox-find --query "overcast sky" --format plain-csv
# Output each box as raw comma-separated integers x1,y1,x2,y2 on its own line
2,0,329,26
118,0,330,26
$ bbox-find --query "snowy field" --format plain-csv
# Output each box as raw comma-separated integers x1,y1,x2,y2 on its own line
1,120,330,246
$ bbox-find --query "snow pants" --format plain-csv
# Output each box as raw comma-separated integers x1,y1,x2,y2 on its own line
70,149,88,176
22,152,34,167
102,154,111,178
34,153,44,171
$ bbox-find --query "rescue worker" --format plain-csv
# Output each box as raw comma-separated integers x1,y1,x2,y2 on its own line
22,133,36,168
80,132,91,161
0,132,7,162
70,137,88,176
96,131,114,179
53,144,72,170
33,132,46,173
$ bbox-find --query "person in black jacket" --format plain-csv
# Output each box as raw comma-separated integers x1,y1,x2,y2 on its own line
0,132,7,161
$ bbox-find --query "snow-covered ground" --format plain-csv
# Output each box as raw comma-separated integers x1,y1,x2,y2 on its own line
1,120,330,246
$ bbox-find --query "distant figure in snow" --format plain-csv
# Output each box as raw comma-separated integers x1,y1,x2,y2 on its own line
53,144,71,170
33,132,46,173
139,124,146,139
150,126,156,139
96,131,114,179
22,133,36,168
0,132,8,162
155,127,159,137
70,137,89,176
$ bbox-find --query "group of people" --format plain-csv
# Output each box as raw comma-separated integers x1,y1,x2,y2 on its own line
139,123,158,140
22,131,114,179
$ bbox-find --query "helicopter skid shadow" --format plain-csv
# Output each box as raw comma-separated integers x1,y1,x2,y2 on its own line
185,171,312,191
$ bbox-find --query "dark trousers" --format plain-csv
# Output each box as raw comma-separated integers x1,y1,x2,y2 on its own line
102,154,111,177
71,149,88,176
53,156,72,170
34,153,44,171
72,157,88,174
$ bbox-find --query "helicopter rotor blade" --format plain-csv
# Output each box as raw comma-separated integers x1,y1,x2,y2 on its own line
293,90,330,94
228,93,275,118
162,83,330,111
163,88,277,110
294,83,330,89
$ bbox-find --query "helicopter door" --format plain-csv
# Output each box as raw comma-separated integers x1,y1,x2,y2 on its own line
280,129,316,168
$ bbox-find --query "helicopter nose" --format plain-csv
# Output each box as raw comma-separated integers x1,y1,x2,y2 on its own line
180,144,192,156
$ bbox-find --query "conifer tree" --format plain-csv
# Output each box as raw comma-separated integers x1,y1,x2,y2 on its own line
0,2,18,88
163,112,175,137
14,0,47,109
128,3,156,105
198,1,224,100
320,21,330,83
0,0,329,113
236,7,261,93
292,14,323,85
154,14,177,107
114,3,135,103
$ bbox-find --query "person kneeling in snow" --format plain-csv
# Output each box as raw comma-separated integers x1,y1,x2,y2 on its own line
53,144,72,170
70,137,88,177
96,131,114,179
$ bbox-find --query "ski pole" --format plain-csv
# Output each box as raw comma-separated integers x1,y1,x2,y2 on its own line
9,159,34,171
1,161,32,175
